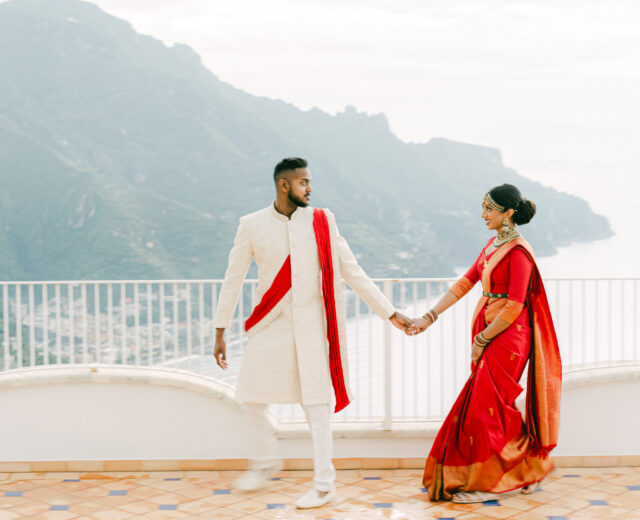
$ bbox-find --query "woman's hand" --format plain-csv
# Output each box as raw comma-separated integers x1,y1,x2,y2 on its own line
471,329,494,364
405,317,430,336
471,339,485,364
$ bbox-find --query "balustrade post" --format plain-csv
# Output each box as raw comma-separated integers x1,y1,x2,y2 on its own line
383,280,393,430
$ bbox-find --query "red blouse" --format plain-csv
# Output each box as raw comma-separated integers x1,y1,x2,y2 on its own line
464,239,533,304
452,238,534,324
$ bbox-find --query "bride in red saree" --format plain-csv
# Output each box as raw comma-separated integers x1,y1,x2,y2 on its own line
408,184,562,503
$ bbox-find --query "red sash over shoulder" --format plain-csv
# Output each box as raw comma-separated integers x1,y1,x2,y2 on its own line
244,256,292,332
313,208,350,413
244,209,350,413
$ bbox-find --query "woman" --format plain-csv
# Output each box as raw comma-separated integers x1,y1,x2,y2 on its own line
407,184,561,503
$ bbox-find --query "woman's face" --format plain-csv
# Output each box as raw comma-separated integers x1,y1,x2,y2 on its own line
481,202,506,231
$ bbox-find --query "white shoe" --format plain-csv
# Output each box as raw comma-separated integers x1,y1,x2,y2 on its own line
451,491,500,504
294,488,336,509
233,461,281,491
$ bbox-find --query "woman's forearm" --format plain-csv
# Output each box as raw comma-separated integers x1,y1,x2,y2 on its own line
472,317,511,355
481,317,511,340
432,290,460,316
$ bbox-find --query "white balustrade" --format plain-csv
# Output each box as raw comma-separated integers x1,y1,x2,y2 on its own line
0,278,638,425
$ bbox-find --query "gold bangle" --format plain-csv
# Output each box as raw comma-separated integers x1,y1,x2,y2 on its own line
478,331,491,343
422,312,434,325
473,333,490,347
422,309,438,325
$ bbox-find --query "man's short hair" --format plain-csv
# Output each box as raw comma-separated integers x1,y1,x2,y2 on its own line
274,157,308,181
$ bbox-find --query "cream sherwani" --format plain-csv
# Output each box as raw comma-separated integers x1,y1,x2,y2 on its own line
213,204,395,406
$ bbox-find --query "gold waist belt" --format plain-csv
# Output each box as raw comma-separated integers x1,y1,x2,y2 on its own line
483,291,509,299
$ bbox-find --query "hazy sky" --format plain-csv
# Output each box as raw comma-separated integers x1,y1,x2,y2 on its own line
88,0,640,172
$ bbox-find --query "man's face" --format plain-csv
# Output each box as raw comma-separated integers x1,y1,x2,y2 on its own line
286,168,312,207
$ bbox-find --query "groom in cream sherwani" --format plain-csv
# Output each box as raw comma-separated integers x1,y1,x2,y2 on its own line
213,157,410,509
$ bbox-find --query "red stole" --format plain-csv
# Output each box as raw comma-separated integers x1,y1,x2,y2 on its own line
244,209,350,413
244,256,291,332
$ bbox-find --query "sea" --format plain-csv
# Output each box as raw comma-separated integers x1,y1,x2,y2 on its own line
521,167,639,278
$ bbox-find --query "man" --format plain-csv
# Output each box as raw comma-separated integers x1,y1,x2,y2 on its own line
213,157,410,509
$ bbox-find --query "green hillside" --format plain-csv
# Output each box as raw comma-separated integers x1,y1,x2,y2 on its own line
0,0,612,280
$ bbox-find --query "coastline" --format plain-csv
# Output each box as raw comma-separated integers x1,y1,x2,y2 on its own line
520,167,639,278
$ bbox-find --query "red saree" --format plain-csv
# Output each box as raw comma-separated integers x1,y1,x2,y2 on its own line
423,237,562,500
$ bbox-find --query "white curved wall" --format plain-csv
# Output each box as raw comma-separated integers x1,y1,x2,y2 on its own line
0,366,276,461
0,364,638,462
554,365,640,456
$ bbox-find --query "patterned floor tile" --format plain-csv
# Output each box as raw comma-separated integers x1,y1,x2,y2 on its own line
62,501,111,516
589,481,634,495
1,467,640,519
21,487,63,501
606,493,640,509
226,499,273,515
117,500,160,515
188,509,242,519
171,499,218,516
145,493,189,506
569,506,635,519
354,479,398,492
182,471,219,479
170,485,214,500
198,492,249,507
526,503,575,517
7,502,51,516
0,511,22,520
478,504,524,519
133,511,188,520
27,511,78,520
91,509,134,520
145,480,194,493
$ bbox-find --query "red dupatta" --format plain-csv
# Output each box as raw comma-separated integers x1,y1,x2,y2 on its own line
473,238,562,456
313,208,350,413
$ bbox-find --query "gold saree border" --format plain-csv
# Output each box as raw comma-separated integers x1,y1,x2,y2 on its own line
423,434,556,501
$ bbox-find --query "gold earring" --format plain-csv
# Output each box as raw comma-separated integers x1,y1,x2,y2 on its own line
501,217,510,233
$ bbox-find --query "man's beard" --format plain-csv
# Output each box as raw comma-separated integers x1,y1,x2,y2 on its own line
288,191,309,208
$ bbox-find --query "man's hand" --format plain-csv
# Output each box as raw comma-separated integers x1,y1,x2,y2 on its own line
214,328,228,370
405,317,430,336
389,311,411,330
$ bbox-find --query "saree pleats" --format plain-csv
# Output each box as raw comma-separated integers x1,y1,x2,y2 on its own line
423,238,561,501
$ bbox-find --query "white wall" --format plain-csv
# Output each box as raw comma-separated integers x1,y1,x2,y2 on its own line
0,364,638,462
553,366,640,456
0,366,275,461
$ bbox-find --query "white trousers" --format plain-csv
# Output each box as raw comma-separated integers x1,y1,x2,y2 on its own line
243,402,336,492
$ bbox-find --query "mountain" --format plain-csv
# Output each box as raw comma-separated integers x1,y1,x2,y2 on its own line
0,0,612,280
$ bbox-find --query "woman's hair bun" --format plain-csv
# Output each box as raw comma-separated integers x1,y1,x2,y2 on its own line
514,197,536,225
488,184,537,226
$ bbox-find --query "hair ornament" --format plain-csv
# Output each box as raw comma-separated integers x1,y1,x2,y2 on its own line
483,192,505,212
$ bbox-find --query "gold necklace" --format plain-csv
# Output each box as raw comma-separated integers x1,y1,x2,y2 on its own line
494,227,520,246
483,228,521,267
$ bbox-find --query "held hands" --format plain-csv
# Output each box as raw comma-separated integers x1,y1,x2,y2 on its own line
389,311,412,331
405,308,439,336
405,317,430,336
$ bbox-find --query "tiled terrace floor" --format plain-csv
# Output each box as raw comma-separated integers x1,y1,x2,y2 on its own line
1,467,640,519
